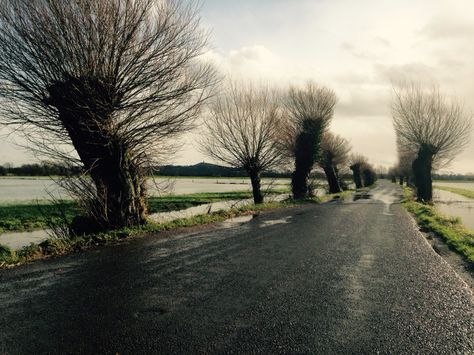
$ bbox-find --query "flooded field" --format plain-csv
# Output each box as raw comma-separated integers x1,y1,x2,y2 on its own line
433,189,474,231
433,180,474,190
0,177,291,202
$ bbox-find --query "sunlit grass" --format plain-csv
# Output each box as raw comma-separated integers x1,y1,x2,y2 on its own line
402,187,474,265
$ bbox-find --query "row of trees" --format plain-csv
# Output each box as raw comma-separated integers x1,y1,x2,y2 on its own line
390,84,472,202
201,81,377,204
0,0,376,234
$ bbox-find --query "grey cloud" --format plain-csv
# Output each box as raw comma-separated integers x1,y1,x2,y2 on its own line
336,90,390,118
374,62,437,84
420,16,474,40
340,41,373,60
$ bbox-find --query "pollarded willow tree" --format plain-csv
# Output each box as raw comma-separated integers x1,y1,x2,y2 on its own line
349,153,367,189
200,81,284,204
285,82,337,199
392,84,472,202
319,132,351,193
0,0,216,231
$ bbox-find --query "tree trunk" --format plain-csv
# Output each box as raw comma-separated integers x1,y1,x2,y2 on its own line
399,175,404,186
335,167,348,191
323,165,342,193
46,76,148,231
249,170,263,204
291,120,322,199
350,165,362,189
412,145,434,203
291,167,309,199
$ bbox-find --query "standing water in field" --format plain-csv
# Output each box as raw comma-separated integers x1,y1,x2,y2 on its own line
433,189,474,231
0,177,292,202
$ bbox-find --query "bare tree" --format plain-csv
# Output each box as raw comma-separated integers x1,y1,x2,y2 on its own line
392,84,471,202
0,0,216,231
319,132,351,193
284,82,337,199
200,81,284,204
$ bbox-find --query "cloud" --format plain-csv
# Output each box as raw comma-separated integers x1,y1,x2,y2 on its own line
374,62,437,84
335,88,391,118
203,45,287,83
420,16,474,40
340,42,373,60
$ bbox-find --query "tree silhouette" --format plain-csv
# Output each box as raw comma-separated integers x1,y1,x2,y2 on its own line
0,0,216,231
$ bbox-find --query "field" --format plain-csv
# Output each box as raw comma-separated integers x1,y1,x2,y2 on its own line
0,190,282,234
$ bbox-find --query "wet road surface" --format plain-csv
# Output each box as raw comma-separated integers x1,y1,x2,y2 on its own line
1,181,473,354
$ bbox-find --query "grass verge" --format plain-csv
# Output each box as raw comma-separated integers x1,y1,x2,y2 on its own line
0,190,350,268
433,185,474,199
0,190,287,234
401,187,474,265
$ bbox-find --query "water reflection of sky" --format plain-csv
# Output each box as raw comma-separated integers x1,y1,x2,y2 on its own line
434,189,474,231
0,177,292,202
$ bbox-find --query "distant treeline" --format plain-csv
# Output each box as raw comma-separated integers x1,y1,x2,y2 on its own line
3,162,473,180
0,162,291,178
0,163,82,176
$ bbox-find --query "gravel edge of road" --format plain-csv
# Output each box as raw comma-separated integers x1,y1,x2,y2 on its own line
402,207,474,291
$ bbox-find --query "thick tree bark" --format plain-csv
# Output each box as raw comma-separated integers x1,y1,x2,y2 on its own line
249,170,263,204
399,175,404,185
412,145,434,203
350,165,363,189
323,165,342,193
292,120,322,199
46,76,147,231
334,167,348,191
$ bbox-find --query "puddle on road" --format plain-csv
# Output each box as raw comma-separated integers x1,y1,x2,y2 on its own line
259,216,292,227
353,193,371,201
350,182,402,215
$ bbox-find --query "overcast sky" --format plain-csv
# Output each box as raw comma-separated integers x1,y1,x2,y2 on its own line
1,0,474,173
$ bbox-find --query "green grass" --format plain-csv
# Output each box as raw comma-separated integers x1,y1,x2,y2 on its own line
401,187,474,265
0,190,288,234
0,200,80,234
433,185,474,199
0,189,349,268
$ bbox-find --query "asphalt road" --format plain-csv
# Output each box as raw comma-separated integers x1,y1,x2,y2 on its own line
1,181,473,354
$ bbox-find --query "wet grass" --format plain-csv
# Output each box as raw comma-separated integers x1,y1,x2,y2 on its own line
0,201,79,234
433,185,474,199
402,187,474,265
0,190,349,268
0,190,287,234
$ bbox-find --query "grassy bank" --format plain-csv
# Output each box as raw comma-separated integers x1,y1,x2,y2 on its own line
0,190,288,234
0,190,351,268
402,187,474,264
433,185,474,199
